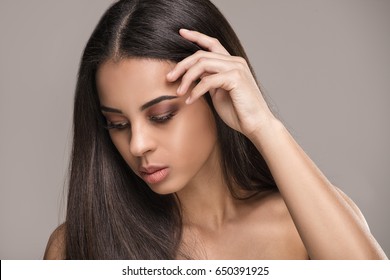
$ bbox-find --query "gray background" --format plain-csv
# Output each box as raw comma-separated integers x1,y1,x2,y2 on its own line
0,0,389,259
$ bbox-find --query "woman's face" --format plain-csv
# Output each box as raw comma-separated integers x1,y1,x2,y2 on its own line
96,58,218,194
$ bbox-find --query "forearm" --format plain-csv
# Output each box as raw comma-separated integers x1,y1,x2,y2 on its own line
250,118,387,259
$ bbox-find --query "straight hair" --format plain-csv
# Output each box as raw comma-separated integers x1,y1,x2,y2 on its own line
66,0,277,259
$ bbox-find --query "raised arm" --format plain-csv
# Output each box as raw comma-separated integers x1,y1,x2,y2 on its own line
248,117,386,259
167,29,387,259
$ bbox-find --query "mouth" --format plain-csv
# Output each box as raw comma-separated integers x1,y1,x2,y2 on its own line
139,166,169,184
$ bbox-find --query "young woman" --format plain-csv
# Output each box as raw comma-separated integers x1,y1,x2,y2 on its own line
44,0,387,259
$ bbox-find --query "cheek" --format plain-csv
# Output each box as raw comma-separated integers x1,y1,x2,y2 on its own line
169,101,217,165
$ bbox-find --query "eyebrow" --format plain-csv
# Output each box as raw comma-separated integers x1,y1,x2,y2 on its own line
100,95,178,114
140,95,178,111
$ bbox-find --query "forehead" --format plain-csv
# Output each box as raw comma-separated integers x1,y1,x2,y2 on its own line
96,58,177,104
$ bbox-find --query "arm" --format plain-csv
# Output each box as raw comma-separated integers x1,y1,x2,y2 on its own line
168,29,388,259
249,118,387,259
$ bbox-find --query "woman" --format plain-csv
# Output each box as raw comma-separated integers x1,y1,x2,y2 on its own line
44,0,387,259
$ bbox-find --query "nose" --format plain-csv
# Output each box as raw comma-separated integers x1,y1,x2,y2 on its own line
129,124,155,157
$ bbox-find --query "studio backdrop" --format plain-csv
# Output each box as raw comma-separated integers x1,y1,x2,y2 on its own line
0,0,389,259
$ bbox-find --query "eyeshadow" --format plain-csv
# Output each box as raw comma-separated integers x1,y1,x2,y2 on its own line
147,103,179,116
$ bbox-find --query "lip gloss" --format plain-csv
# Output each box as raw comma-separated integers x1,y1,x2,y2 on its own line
141,168,169,184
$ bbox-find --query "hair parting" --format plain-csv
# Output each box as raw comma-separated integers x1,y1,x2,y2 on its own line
66,0,277,259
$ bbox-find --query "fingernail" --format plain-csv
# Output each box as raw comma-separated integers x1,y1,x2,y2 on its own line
185,96,192,104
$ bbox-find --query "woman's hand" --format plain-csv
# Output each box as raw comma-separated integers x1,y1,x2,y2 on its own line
167,29,276,139
166,30,389,260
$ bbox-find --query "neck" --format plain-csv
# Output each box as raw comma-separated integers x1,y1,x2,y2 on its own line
175,146,239,231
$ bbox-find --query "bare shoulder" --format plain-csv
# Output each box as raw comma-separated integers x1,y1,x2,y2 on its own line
43,223,66,260
244,191,309,259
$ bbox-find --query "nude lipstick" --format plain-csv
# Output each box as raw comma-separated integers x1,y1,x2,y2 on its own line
139,166,169,184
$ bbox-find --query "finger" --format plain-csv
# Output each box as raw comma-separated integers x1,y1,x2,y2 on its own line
179,29,230,55
186,71,236,104
178,58,235,96
167,50,238,82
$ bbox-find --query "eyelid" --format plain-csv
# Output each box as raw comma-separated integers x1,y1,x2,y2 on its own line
147,103,178,118
104,121,129,130
149,110,174,118
148,111,177,123
103,103,178,129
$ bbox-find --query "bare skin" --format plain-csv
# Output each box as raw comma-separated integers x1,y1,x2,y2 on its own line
43,223,66,260
44,29,387,260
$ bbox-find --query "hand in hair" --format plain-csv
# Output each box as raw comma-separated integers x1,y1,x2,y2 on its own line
167,29,275,140
169,29,388,259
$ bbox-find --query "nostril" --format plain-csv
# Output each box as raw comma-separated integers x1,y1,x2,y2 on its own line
129,129,154,157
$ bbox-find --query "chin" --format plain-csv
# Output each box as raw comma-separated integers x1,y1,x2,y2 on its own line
149,185,181,195
146,180,185,195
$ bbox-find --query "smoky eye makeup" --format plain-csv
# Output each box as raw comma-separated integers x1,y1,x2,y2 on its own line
101,98,181,130
103,117,130,130
105,121,129,130
147,103,179,124
100,112,129,130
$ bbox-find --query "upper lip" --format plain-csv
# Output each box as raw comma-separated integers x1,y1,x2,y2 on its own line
139,165,168,174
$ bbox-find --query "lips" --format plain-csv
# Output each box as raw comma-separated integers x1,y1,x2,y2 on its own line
139,166,169,184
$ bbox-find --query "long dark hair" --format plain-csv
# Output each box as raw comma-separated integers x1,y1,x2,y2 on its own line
66,0,277,259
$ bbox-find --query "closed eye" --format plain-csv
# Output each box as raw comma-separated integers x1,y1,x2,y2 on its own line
105,121,129,130
149,112,176,123
104,110,176,130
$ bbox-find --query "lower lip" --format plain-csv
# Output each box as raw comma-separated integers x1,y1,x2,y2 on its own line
141,168,169,184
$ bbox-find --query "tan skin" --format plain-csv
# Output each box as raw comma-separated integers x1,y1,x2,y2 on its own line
44,29,387,260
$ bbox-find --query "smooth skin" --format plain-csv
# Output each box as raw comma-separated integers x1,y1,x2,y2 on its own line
44,29,387,260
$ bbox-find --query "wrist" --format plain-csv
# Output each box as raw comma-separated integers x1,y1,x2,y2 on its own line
246,114,282,138
246,116,286,151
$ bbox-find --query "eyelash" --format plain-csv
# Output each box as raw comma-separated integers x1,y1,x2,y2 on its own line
104,112,176,130
149,112,175,123
104,121,129,130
